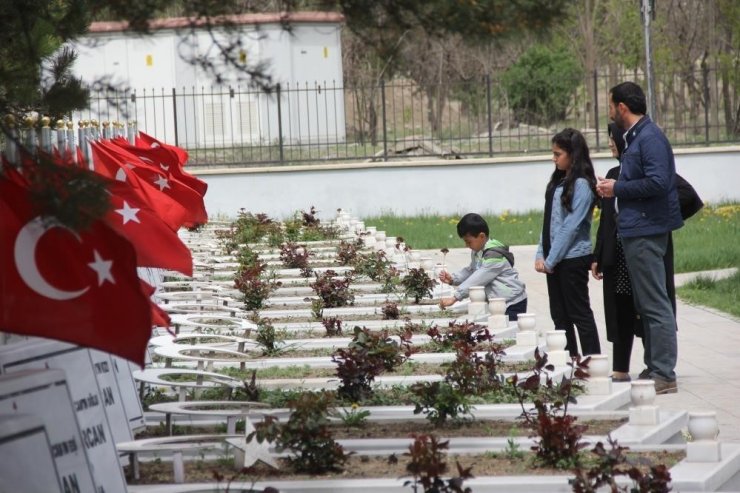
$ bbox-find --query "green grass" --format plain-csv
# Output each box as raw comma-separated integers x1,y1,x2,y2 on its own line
363,202,740,273
677,271,740,319
671,204,740,273
363,210,543,249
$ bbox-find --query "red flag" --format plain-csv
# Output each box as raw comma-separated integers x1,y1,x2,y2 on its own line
127,133,208,197
150,299,171,329
91,142,190,231
136,132,188,168
105,179,193,276
96,140,207,227
0,177,152,365
139,280,172,331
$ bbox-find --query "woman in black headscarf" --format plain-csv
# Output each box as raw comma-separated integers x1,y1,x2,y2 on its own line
591,123,641,382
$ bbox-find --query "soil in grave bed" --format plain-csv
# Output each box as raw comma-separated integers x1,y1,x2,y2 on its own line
214,359,531,380
136,417,627,440
125,449,683,484
259,310,472,324
143,380,580,409
264,298,440,310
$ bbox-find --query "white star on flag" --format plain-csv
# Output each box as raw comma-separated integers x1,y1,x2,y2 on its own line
153,175,170,191
115,201,141,225
88,250,115,286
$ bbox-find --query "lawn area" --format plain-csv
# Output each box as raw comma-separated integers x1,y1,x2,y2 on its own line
363,210,543,249
677,271,740,319
363,202,740,274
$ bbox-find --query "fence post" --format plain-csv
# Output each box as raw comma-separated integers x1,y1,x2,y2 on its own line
486,74,493,157
276,83,284,164
380,79,388,162
593,70,600,149
171,88,179,147
702,60,710,144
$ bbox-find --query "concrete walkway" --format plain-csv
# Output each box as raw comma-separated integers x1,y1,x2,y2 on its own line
421,245,740,441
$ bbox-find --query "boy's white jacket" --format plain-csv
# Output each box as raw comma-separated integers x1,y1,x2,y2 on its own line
450,238,527,305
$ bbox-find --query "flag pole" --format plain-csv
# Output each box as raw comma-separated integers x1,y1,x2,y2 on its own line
3,115,19,166
67,121,77,165
40,116,52,154
128,121,137,145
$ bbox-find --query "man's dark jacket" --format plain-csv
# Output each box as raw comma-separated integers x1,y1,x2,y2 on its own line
613,115,683,237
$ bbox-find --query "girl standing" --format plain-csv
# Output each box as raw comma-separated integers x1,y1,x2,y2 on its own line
535,128,601,356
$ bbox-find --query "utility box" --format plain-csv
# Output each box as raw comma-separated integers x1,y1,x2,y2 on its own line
70,12,345,149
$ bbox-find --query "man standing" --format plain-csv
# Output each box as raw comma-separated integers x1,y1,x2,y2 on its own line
596,82,683,394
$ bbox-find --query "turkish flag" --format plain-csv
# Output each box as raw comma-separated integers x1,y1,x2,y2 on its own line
0,177,153,366
123,133,208,197
96,140,207,227
91,142,190,231
135,132,188,167
105,179,193,276
139,280,172,330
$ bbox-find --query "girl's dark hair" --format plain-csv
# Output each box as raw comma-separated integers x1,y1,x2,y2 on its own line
548,128,597,211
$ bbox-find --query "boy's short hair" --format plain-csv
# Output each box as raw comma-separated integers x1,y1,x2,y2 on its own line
456,213,489,238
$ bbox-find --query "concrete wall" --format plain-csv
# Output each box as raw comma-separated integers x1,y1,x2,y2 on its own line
195,146,740,220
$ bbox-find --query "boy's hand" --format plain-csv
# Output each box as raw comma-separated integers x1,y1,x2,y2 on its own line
438,271,453,284
439,297,457,309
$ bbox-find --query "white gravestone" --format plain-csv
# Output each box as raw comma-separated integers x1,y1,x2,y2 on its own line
89,349,133,443
112,356,146,433
0,414,65,492
0,370,97,493
0,340,128,493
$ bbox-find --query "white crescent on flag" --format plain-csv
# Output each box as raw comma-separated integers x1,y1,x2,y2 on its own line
14,216,90,300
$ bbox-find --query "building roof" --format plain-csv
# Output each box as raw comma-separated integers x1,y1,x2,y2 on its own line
89,11,344,34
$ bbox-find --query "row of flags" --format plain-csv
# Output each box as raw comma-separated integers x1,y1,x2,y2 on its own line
0,132,208,365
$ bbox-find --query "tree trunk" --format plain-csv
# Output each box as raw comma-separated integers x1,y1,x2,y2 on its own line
720,68,735,136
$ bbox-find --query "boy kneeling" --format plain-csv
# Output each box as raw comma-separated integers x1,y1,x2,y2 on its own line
439,213,527,320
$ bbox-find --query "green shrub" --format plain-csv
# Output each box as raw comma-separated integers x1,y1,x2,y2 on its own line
500,43,582,126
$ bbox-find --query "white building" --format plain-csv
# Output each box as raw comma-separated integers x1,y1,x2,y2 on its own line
70,12,345,150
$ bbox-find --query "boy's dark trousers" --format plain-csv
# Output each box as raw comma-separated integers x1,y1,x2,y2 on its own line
505,298,527,321
545,255,601,356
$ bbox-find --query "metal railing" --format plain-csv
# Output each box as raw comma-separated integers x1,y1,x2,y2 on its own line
74,65,740,167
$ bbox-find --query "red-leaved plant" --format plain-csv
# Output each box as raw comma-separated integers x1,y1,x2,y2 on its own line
279,241,313,277
234,263,281,311
321,316,343,337
381,301,401,320
401,268,437,303
311,270,355,307
403,434,473,493
570,435,672,493
333,326,414,402
247,391,351,474
336,237,364,265
509,349,591,469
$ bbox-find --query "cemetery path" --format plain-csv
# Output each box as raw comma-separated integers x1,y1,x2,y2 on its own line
423,246,740,442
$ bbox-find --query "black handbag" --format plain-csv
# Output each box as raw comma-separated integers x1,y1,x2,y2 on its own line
676,174,703,220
